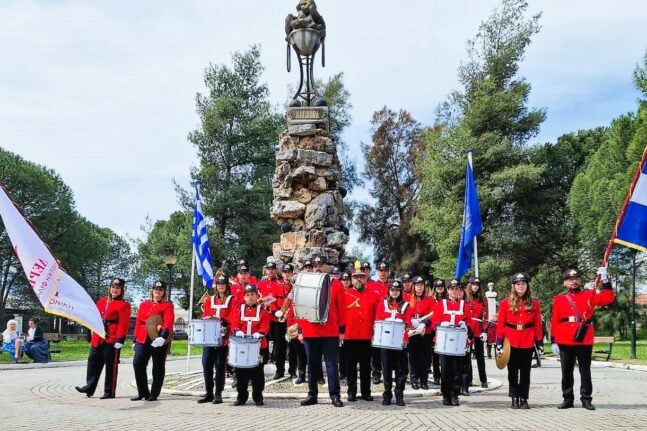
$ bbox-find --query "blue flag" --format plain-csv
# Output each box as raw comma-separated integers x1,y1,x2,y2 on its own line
455,153,483,279
192,184,214,289
614,156,647,252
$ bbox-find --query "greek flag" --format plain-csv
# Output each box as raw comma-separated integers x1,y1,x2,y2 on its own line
614,150,647,252
192,183,214,289
455,151,483,279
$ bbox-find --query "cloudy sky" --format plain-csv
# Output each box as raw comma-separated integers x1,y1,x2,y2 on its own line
1,1,646,256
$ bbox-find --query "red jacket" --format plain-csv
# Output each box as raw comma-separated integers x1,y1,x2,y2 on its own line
367,279,389,298
230,275,259,302
297,282,346,338
409,295,435,335
551,285,614,346
91,297,131,347
374,299,413,343
344,288,379,340
133,300,174,343
496,298,542,348
431,299,472,342
467,299,485,337
229,303,271,349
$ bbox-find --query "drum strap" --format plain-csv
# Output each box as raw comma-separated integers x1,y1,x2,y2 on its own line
442,299,465,325
211,295,234,319
383,300,410,318
240,304,261,335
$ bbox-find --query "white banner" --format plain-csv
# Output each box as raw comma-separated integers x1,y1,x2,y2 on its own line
0,186,105,337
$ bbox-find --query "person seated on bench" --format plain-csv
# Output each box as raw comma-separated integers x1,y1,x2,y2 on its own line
23,318,49,363
2,319,25,363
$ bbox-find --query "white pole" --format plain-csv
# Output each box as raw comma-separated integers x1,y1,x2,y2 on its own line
187,249,196,372
467,150,480,278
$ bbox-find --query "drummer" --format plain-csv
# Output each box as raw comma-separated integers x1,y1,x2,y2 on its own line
375,280,413,406
431,279,472,406
229,284,270,406
430,279,446,386
198,274,237,404
408,276,434,390
495,272,543,409
132,280,175,402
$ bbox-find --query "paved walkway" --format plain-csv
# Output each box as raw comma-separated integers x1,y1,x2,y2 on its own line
2,356,646,430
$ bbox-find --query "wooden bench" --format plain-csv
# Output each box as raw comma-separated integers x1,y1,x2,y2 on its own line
593,336,615,361
43,332,62,357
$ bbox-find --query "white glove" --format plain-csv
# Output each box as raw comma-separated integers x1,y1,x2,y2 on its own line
458,321,467,329
597,266,608,282
252,332,263,339
113,342,123,349
235,330,245,337
411,318,419,327
151,337,165,348
495,344,503,356
552,343,560,356
480,333,488,342
274,310,284,319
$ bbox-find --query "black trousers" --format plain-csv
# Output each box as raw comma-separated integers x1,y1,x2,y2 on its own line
270,321,287,374
84,342,121,396
133,341,168,398
408,333,432,384
339,342,348,379
432,349,441,382
381,348,408,399
345,339,372,397
202,345,228,396
288,339,307,378
371,346,382,380
467,338,488,384
507,347,533,399
303,337,340,399
440,354,463,399
235,349,266,403
559,344,593,402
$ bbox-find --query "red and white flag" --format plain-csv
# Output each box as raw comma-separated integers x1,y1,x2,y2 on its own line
0,186,105,337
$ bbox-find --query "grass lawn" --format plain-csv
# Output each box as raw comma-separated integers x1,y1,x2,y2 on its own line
0,340,199,363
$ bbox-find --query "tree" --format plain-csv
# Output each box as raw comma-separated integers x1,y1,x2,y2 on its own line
415,0,545,280
186,46,283,272
356,107,432,274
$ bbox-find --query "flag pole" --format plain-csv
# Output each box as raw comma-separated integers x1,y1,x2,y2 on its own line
186,249,196,372
467,149,479,278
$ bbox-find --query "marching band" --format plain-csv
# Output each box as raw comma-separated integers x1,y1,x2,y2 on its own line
73,259,614,411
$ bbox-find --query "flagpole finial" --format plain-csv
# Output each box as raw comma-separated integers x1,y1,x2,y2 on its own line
466,149,474,154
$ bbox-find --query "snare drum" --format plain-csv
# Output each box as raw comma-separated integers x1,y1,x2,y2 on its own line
189,319,222,347
293,272,330,323
227,336,261,368
372,320,406,350
435,325,468,356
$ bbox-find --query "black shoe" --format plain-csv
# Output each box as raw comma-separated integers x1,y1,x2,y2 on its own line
442,398,452,406
233,399,246,406
273,373,285,380
231,378,237,388
372,376,382,384
99,394,114,400
294,376,305,385
347,393,357,402
300,396,318,406
130,395,147,401
396,397,405,406
582,400,596,411
557,400,574,409
361,395,374,401
451,397,460,406
146,395,158,402
420,383,429,390
213,394,223,404
382,398,391,406
531,364,539,368
433,378,441,386
511,397,520,409
289,372,297,378
197,395,214,404
461,387,470,396
254,399,264,406
481,382,488,388
317,378,325,385
519,399,530,409
75,386,88,394
411,382,420,390
331,396,344,407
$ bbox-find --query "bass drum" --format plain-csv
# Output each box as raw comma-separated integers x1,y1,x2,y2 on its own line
292,271,330,323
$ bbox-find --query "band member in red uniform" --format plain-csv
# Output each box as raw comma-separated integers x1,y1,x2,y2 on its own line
230,284,270,406
375,280,413,406
344,267,379,402
198,274,237,404
231,261,258,302
76,278,131,399
466,275,489,388
496,272,542,409
432,279,472,406
551,267,614,411
337,271,352,383
259,261,289,378
431,278,447,385
131,280,175,402
408,276,434,390
401,273,413,302
297,262,346,408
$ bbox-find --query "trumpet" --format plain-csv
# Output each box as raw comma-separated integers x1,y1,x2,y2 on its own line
287,323,299,340
278,282,294,323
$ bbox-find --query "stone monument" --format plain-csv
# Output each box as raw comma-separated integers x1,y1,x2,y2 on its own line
270,1,349,268
485,282,498,321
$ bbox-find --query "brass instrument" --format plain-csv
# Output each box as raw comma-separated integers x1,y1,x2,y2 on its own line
407,311,434,337
146,314,163,340
287,323,299,340
278,281,294,323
